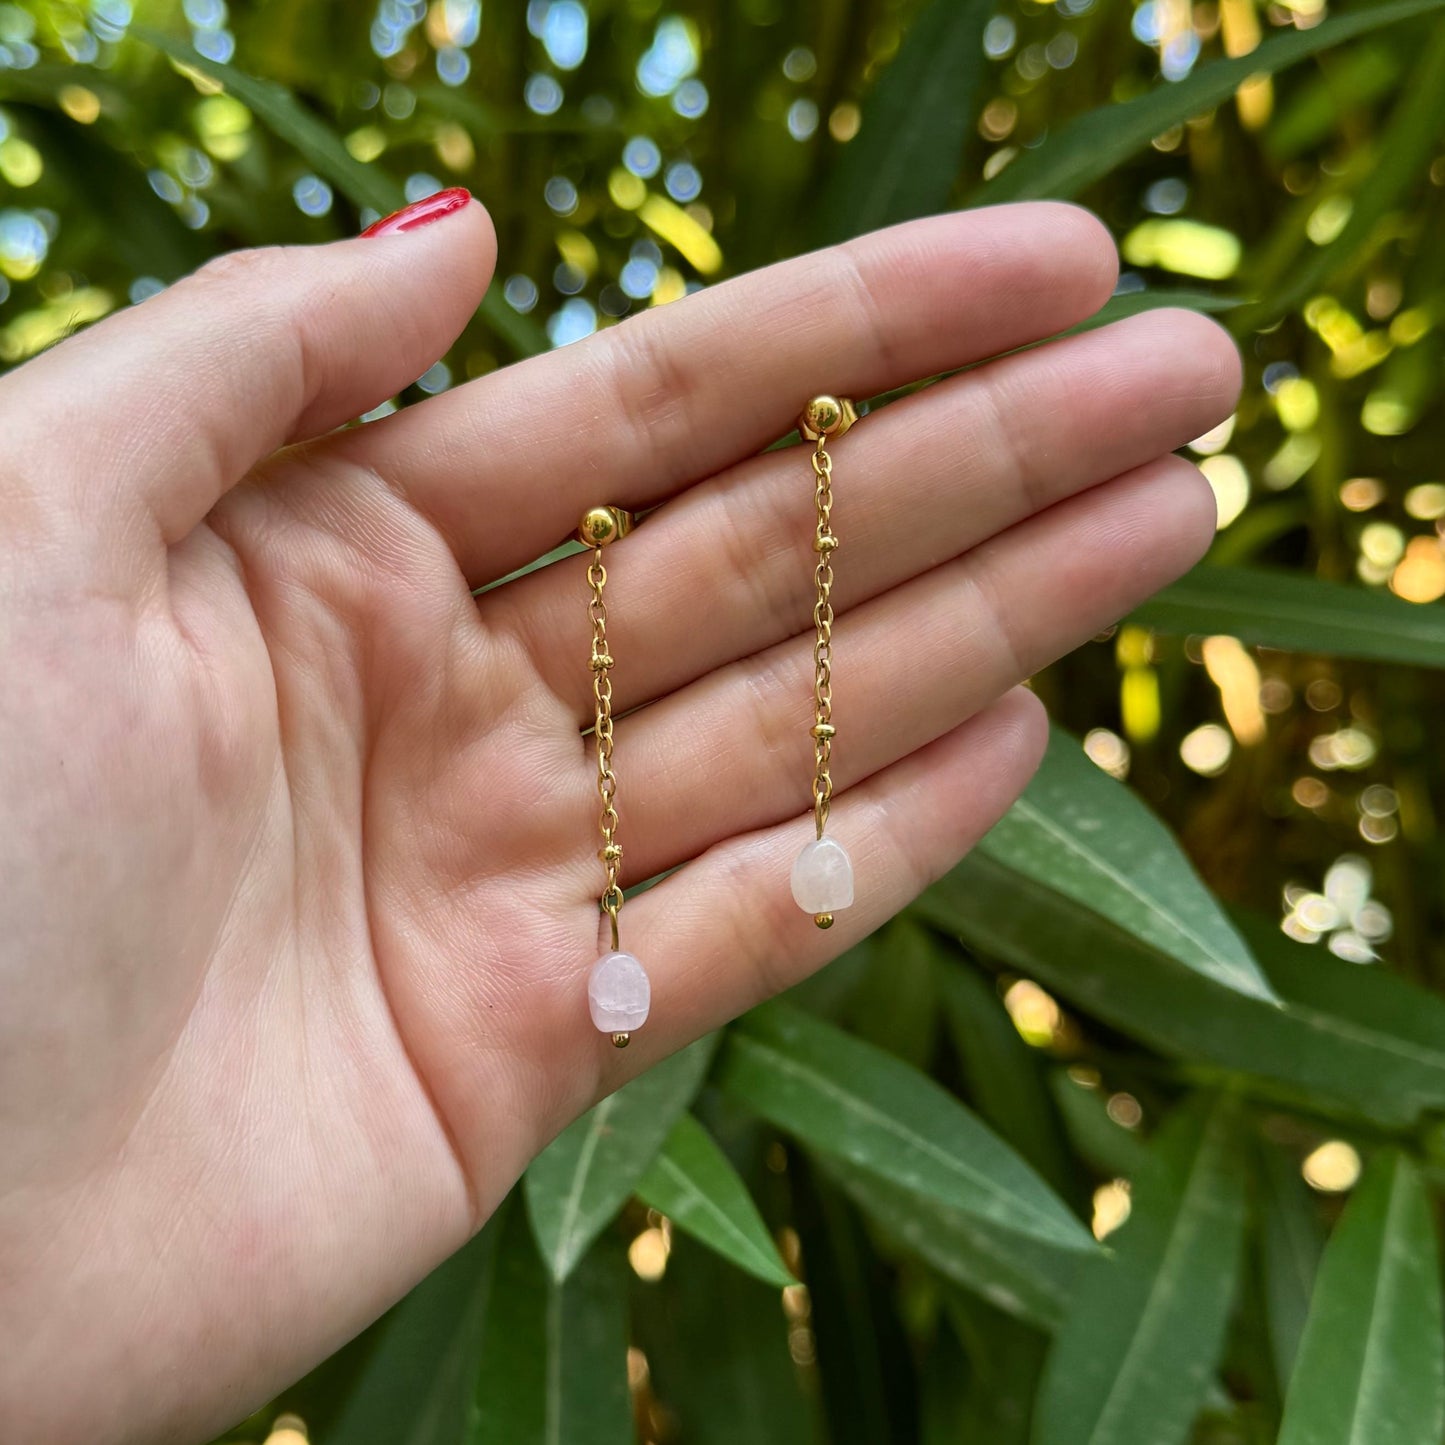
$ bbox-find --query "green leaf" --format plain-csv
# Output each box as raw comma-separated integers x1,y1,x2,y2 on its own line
130,26,546,358
921,1315,976,1445
1133,565,1445,668
1033,1094,1249,1445
631,1233,819,1445
1278,1151,1445,1445
945,1294,1051,1445
791,1155,918,1445
977,0,1445,204
817,1153,1080,1329
938,960,1077,1199
135,25,398,213
471,1201,548,1442
1076,288,1243,328
978,727,1276,1002
17,106,206,281
472,1203,632,1445
1048,1070,1152,1183
1258,1141,1325,1396
1265,43,1401,162
268,1209,505,1445
635,1111,795,1289
525,1034,718,1282
328,1223,502,1445
845,917,941,1069
812,0,992,244
718,999,1093,1254
1246,21,1445,326
922,856,1445,1129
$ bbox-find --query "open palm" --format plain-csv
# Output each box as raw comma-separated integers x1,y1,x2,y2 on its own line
0,197,1238,1444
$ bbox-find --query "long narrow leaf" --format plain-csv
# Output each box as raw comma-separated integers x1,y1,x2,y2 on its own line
922,856,1445,1129
1278,1151,1445,1444
1258,1142,1325,1395
525,1034,718,1282
472,1203,632,1445
846,918,941,1069
330,1225,502,1445
1048,1072,1153,1182
1246,22,1445,326
791,1155,918,1445
632,1233,819,1445
718,1000,1093,1254
978,727,1275,1002
938,961,1076,1198
130,27,546,357
813,0,993,243
818,1153,1080,1329
273,1211,505,1445
945,1296,1050,1445
1133,565,1445,667
1033,1094,1249,1445
978,0,1445,203
635,1112,795,1289
1081,288,1242,326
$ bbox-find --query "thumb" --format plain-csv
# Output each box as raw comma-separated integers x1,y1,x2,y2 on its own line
0,187,494,549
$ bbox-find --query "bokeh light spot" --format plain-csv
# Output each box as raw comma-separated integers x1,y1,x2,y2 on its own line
1302,1141,1361,1193
503,274,539,313
0,137,42,188
1083,727,1131,779
787,98,819,141
1121,218,1241,279
1092,1180,1132,1240
1180,723,1233,776
525,73,564,115
292,174,334,218
58,85,101,124
1003,979,1061,1048
1198,454,1249,529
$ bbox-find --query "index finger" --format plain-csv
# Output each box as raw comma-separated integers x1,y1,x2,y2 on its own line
343,202,1118,586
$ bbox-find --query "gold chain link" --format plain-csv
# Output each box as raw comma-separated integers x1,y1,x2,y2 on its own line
811,438,838,839
587,551,624,949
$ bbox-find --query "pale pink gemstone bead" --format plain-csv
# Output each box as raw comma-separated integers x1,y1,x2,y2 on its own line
791,836,855,914
587,951,650,1034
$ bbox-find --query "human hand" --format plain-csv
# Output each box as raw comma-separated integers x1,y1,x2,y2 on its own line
0,193,1238,1443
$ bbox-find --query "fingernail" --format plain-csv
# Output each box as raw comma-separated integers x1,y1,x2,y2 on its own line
361,187,471,238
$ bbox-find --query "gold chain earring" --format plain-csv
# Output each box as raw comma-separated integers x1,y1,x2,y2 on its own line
578,505,648,1049
791,396,859,931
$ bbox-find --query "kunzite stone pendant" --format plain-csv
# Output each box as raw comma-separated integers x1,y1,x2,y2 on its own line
587,951,651,1034
791,836,855,915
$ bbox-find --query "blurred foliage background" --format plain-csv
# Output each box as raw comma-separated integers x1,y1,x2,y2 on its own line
8,0,1445,1441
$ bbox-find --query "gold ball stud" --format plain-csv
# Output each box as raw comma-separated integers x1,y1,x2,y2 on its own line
577,505,634,548
799,395,858,441
611,1031,631,1049
805,395,843,435
814,913,834,930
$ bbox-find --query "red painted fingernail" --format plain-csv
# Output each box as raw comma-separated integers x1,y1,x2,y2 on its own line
361,187,471,238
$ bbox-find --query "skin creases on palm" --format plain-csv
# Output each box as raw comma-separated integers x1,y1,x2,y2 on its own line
0,199,1238,1444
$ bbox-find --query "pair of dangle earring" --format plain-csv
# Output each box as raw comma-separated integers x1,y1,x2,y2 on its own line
578,395,859,1048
